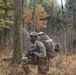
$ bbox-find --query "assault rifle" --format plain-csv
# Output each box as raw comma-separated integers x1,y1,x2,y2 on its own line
17,46,37,65
26,46,37,57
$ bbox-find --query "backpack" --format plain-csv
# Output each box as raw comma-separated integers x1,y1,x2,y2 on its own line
38,32,60,59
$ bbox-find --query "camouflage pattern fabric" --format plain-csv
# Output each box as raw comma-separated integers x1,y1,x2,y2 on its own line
38,58,50,75
21,40,48,75
38,32,57,59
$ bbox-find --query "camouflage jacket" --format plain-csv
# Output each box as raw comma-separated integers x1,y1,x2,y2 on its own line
31,40,46,62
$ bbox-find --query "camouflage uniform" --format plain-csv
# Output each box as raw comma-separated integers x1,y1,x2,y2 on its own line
21,32,48,75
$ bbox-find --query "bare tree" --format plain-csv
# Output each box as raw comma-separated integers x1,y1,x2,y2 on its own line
31,0,36,31
12,0,22,63
73,0,76,31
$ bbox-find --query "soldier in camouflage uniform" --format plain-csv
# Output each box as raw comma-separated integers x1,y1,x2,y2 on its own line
21,31,48,75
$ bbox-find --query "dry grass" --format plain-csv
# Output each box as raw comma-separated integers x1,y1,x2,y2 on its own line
0,51,76,75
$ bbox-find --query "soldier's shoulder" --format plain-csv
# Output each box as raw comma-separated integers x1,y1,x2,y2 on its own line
36,41,45,47
37,40,43,44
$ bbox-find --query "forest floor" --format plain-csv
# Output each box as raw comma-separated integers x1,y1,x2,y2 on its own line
0,51,76,75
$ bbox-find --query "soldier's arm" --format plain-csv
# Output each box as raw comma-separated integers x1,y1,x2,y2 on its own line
34,42,46,58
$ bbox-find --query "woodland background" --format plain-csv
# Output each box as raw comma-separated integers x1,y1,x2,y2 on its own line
0,0,76,75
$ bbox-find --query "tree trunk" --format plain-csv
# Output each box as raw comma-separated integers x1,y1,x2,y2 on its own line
12,0,22,64
0,31,2,50
31,0,36,31
3,0,7,50
73,0,76,31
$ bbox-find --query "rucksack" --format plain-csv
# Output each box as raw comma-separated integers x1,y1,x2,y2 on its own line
38,32,60,59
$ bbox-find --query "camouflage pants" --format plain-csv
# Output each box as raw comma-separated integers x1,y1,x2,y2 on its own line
38,58,49,75
21,57,49,75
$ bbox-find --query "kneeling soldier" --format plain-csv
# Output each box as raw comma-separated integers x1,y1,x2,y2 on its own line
21,31,47,75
